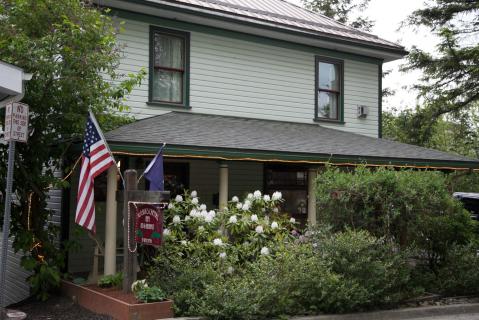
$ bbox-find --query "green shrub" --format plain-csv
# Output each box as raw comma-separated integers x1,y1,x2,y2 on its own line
98,272,123,288
428,244,479,295
315,229,416,307
316,166,476,271
149,226,414,319
135,286,166,303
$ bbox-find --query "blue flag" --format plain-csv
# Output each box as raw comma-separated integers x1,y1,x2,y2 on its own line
144,145,165,191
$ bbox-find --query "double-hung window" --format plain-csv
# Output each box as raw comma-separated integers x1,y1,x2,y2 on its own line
315,56,343,121
149,26,190,106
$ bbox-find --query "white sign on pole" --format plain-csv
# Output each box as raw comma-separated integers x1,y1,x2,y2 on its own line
4,102,29,143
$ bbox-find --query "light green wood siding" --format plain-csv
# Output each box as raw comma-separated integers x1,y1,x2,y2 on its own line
115,17,380,137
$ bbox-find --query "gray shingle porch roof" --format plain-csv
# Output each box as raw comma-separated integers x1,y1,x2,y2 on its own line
105,112,479,169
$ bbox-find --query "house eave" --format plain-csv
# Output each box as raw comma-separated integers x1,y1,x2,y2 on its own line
108,142,479,171
98,0,407,62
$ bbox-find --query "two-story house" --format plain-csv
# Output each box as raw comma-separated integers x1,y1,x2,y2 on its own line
52,0,479,283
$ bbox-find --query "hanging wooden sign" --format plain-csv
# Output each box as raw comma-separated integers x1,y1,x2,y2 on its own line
132,202,164,246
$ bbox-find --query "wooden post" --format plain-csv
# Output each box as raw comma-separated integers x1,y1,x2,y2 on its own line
121,169,170,293
123,170,137,293
104,166,118,276
219,162,228,210
307,168,318,225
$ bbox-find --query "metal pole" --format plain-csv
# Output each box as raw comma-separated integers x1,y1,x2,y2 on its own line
0,141,16,317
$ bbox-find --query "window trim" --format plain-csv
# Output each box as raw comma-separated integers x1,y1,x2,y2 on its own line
314,56,344,123
149,25,190,108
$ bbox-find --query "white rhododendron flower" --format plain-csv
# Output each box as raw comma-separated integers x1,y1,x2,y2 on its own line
213,238,223,246
198,226,205,232
173,215,181,224
229,215,238,224
272,191,282,201
227,266,234,274
219,252,227,259
175,195,183,202
191,190,198,198
260,247,270,255
189,209,198,217
247,193,253,199
191,197,199,205
271,221,279,229
181,240,187,245
205,213,214,223
255,225,264,234
185,215,191,221
163,228,170,236
131,279,148,293
242,202,251,211
263,195,271,201
208,210,216,218
200,204,207,211
251,214,258,222
253,190,262,199
290,217,296,223
200,210,208,218
236,202,243,210
168,203,174,209
231,196,239,202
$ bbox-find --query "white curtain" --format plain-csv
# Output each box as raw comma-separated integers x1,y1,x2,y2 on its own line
153,34,184,103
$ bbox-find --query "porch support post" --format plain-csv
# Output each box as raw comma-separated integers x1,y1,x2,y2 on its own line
104,165,118,275
307,168,318,225
219,162,229,210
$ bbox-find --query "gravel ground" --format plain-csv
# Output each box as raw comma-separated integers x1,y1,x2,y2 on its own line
12,295,111,320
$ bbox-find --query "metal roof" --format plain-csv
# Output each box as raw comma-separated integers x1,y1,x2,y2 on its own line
105,112,479,168
144,0,404,52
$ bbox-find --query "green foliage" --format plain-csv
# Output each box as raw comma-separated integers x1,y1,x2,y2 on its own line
302,0,374,31
316,166,476,270
135,286,166,303
0,0,144,299
149,230,413,319
98,272,123,288
399,0,479,143
316,229,415,306
383,107,479,158
434,243,479,295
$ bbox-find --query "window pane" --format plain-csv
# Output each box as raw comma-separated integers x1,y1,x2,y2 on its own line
317,91,339,119
152,70,183,103
154,33,184,69
318,62,340,91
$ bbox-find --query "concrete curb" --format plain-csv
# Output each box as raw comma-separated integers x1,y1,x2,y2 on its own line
291,303,479,320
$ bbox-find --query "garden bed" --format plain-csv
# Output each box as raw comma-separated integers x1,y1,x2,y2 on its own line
60,280,174,320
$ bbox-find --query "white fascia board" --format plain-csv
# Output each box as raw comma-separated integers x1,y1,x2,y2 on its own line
0,61,24,96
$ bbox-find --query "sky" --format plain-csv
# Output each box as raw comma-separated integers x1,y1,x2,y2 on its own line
285,0,438,111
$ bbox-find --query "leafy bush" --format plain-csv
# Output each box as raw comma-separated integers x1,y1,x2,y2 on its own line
316,166,476,270
420,243,479,295
98,272,123,288
135,286,166,303
148,222,413,318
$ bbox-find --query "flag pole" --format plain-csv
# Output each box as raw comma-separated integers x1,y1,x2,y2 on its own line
88,110,125,187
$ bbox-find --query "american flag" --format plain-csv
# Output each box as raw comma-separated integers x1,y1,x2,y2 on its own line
75,112,115,233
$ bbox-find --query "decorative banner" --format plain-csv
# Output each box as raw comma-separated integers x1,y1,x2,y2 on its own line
132,202,164,246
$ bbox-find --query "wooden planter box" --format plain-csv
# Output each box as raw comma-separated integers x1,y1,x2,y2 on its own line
61,280,174,320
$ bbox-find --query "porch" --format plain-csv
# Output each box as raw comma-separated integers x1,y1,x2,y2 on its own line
65,111,479,276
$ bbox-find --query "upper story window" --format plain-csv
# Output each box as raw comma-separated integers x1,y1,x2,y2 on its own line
315,56,343,122
149,26,190,107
